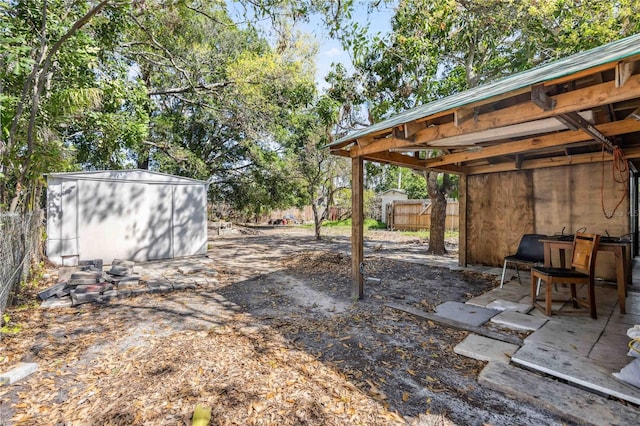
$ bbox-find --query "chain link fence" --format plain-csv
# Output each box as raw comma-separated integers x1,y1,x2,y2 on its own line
0,211,44,316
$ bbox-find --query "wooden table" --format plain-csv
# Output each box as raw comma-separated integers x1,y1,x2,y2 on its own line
540,238,630,314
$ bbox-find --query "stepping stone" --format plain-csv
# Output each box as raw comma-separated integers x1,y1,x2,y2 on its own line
511,341,640,405
70,291,102,306
38,282,67,300
74,283,113,294
0,362,38,385
102,290,118,300
107,265,130,276
485,299,533,313
491,310,548,331
147,281,172,293
479,361,640,426
454,334,519,364
56,286,71,298
178,265,205,275
41,297,73,309
434,301,500,327
79,259,103,270
112,259,135,268
69,271,102,280
117,277,140,288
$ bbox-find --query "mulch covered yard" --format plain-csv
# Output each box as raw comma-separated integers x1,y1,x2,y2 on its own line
0,228,563,425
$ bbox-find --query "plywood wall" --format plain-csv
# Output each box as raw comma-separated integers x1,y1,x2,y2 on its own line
466,162,630,281
533,163,629,280
532,163,629,237
467,171,536,265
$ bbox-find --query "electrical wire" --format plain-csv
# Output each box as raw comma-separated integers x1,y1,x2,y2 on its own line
601,145,629,219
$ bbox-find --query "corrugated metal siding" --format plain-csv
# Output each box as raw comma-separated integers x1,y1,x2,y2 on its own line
332,33,640,146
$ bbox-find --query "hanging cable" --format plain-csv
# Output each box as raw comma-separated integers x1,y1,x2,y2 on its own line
601,144,629,219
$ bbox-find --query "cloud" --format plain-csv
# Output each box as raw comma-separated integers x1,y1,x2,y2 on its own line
324,47,344,58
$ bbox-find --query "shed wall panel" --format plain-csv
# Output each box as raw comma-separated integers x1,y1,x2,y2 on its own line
172,184,207,257
77,180,172,263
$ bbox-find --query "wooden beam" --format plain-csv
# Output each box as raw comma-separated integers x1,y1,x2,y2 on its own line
454,106,476,127
557,111,616,153
458,174,467,267
531,84,556,111
349,136,415,157
404,121,427,138
361,151,468,174
351,156,364,299
414,74,640,145
423,119,640,167
542,62,618,87
467,146,640,175
350,74,640,157
329,148,350,157
616,61,635,88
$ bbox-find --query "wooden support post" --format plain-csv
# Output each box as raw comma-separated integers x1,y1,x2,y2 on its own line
352,156,364,299
458,174,468,267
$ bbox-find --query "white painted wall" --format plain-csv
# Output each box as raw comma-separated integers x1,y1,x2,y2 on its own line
46,170,207,265
379,190,408,224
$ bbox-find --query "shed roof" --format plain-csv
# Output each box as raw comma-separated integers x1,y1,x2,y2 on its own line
46,169,207,185
332,34,640,147
329,34,640,176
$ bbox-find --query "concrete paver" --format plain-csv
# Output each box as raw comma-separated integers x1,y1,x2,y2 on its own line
434,301,500,327
454,334,518,364
490,310,547,331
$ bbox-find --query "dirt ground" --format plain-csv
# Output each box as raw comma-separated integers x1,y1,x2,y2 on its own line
0,226,568,425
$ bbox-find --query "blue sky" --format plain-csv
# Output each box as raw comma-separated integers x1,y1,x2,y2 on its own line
303,2,396,91
225,1,396,90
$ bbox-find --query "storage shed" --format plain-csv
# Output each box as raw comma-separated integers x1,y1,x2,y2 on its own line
46,170,208,265
378,189,408,224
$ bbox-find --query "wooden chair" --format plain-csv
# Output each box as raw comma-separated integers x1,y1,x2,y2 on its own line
530,233,600,319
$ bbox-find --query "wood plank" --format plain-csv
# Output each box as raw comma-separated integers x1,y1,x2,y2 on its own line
455,106,476,127
420,74,640,144
424,119,640,168
351,156,364,299
542,62,617,87
350,74,640,157
458,174,468,267
361,151,469,174
466,145,640,175
616,61,635,88
384,303,523,345
467,171,535,266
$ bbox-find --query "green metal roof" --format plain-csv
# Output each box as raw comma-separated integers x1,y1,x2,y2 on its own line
331,33,640,147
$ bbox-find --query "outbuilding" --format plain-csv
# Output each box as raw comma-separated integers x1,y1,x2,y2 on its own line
329,34,640,299
46,170,208,266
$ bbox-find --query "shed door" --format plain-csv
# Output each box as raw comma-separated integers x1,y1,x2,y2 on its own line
172,184,207,257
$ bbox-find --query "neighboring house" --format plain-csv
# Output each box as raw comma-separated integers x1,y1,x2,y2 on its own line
46,170,208,265
378,189,408,224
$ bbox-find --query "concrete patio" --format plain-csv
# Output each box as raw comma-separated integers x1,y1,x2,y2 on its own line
455,262,640,424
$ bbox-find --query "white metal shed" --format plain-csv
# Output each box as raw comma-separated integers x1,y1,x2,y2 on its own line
46,170,208,265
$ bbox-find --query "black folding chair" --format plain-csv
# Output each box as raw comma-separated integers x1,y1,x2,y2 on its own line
500,234,547,288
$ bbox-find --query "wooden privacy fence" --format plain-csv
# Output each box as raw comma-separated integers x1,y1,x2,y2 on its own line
386,200,459,231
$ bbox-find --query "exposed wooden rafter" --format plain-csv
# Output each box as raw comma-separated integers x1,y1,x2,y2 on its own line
345,74,640,158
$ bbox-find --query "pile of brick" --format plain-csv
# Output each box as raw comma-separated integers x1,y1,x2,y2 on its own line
38,259,136,306
39,258,219,308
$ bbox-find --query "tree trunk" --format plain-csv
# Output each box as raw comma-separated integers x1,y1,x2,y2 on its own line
426,172,448,255
312,202,322,240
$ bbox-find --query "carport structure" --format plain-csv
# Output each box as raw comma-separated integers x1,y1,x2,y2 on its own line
329,34,640,299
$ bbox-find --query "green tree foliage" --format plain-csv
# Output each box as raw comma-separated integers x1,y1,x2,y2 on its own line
332,0,640,253
1,0,327,217
283,95,350,239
